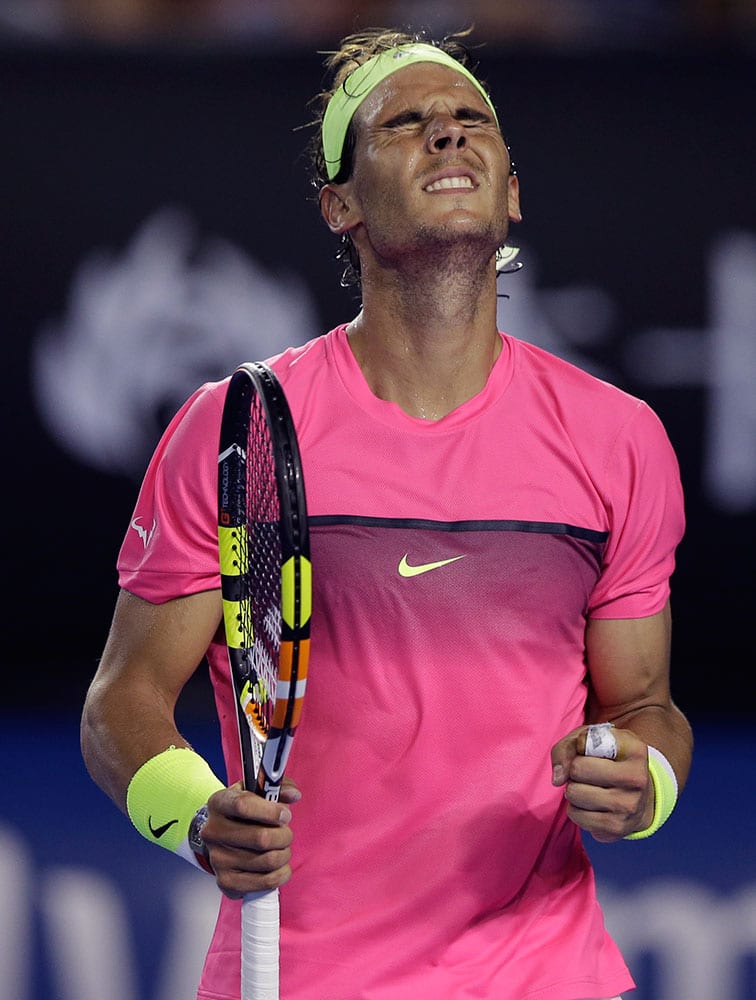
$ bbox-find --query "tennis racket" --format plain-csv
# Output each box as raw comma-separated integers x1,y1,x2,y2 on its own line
217,362,312,1000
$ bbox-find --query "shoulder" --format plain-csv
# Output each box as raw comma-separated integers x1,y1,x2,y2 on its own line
265,328,344,415
510,336,637,405
131,379,227,474
507,335,669,449
266,330,335,381
171,331,335,431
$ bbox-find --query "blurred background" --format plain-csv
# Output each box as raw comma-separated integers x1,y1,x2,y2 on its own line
2,1,755,998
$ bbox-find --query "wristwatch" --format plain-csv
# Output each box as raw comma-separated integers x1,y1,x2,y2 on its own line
188,805,212,871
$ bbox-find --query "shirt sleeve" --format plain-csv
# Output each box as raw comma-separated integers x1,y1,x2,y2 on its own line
117,380,227,603
588,400,685,619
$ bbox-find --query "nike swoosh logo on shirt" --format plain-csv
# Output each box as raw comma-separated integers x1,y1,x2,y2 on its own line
397,554,466,578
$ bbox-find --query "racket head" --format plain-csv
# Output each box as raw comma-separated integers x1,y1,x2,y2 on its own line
218,362,311,802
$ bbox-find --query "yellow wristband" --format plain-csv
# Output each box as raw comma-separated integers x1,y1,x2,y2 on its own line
126,746,225,868
624,746,679,840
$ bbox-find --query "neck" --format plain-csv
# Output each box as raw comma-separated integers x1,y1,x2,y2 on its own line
347,252,501,420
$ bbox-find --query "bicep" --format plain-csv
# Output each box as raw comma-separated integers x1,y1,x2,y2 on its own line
95,587,223,698
584,601,673,723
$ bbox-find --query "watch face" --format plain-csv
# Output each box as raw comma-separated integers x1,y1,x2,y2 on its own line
189,805,210,853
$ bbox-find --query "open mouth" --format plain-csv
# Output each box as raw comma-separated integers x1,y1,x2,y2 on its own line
424,175,475,193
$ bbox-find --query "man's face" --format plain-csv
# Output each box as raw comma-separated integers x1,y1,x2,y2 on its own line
334,62,521,271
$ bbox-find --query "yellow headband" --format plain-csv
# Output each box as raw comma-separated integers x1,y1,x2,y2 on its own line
321,43,499,181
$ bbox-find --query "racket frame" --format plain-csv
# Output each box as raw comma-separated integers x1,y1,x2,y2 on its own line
217,361,311,999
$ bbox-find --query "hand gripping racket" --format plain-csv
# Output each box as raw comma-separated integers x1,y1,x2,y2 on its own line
218,362,312,1000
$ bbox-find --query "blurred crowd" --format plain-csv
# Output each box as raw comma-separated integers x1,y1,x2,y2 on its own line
1,0,755,49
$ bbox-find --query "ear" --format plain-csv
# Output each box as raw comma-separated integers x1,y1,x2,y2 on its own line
319,183,359,235
507,174,522,224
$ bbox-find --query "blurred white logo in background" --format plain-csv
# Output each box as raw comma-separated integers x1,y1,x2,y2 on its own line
32,207,319,477
32,213,756,513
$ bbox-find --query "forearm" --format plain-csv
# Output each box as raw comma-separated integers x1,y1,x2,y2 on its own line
584,605,693,795
81,672,191,813
82,587,223,812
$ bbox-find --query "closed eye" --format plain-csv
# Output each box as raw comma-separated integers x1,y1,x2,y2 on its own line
380,109,425,129
380,106,494,130
454,106,494,126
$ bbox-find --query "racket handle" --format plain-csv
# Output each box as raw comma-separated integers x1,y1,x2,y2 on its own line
241,889,280,1000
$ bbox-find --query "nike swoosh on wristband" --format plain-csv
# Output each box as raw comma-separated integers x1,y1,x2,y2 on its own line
148,816,180,839
397,554,465,577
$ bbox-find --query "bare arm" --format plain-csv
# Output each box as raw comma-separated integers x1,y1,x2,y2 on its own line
81,587,223,810
81,588,298,896
551,600,693,841
584,601,692,789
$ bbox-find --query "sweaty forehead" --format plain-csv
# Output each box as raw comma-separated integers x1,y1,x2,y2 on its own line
355,62,491,127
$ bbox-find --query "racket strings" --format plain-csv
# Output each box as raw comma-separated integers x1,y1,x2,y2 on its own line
241,395,284,736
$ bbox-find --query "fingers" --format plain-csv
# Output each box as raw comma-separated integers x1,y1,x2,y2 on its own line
280,777,303,804
551,725,652,842
202,783,298,899
563,760,647,842
550,725,584,786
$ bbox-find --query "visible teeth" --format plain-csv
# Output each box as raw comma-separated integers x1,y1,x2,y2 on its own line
424,176,474,192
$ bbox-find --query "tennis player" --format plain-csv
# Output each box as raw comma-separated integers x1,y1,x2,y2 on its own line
82,27,693,999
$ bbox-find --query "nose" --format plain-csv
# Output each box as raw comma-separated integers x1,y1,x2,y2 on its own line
426,116,467,154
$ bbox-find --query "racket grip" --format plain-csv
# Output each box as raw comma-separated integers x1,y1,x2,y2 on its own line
241,889,280,1000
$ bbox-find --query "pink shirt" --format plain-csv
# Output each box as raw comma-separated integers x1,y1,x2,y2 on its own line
120,327,683,999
